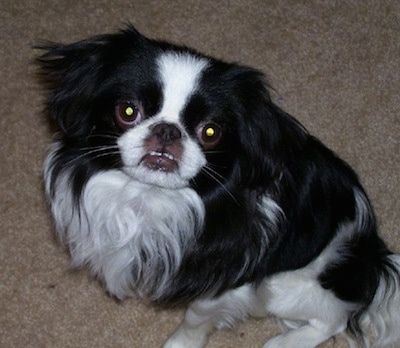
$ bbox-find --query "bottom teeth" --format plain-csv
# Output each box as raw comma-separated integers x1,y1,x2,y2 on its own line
149,151,175,161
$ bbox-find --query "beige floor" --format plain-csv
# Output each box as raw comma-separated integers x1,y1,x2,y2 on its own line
1,1,399,347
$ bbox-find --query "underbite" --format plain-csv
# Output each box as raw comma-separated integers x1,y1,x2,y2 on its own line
141,151,179,172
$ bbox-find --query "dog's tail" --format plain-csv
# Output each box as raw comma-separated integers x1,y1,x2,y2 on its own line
361,253,400,347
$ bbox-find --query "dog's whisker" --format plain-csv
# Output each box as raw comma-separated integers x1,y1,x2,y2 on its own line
205,162,228,170
85,134,119,140
202,166,239,205
60,147,120,166
203,150,227,155
203,165,226,182
71,144,119,152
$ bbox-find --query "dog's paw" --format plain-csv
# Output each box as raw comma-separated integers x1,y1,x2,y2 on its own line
163,337,206,348
163,327,208,348
263,336,291,348
263,334,299,348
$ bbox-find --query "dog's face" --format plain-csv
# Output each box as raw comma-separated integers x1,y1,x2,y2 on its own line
38,27,296,197
117,53,216,189
111,49,243,191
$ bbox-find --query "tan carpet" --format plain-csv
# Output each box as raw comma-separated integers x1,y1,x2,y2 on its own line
1,1,399,347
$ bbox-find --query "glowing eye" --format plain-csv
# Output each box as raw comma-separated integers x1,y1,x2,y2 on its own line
125,106,135,116
205,127,215,137
196,123,222,149
115,102,143,129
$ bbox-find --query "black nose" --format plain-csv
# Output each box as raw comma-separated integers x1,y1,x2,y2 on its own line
152,122,182,144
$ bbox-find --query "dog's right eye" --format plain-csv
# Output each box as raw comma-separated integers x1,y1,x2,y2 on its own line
115,102,143,129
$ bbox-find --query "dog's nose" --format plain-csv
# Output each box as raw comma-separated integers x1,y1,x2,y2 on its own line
152,122,182,144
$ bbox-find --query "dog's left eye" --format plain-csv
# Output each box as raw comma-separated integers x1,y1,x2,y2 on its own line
115,102,143,129
196,123,222,149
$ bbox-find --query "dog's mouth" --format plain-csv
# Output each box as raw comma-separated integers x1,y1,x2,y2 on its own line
118,122,206,188
140,151,179,172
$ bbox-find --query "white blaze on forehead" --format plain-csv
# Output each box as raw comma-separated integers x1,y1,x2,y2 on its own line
157,52,208,122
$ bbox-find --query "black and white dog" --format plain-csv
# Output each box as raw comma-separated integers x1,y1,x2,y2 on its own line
37,26,400,347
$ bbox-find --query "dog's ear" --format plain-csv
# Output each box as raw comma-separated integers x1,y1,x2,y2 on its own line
36,38,107,135
231,67,308,189
35,26,146,136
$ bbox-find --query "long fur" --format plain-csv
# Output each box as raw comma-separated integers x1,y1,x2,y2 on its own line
37,25,400,347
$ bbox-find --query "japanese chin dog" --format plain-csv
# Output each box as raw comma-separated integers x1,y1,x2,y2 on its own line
36,25,400,347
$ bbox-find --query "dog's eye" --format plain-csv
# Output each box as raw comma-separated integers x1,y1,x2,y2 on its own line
196,123,222,149
115,102,143,129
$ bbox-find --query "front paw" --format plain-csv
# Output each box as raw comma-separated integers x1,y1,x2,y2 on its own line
163,326,208,348
263,335,293,348
263,333,316,348
263,336,284,348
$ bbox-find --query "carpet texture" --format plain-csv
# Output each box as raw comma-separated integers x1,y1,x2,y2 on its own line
1,1,399,347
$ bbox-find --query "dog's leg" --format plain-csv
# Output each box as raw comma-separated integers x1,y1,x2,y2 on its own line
163,284,265,348
162,303,213,348
261,270,351,348
263,319,347,348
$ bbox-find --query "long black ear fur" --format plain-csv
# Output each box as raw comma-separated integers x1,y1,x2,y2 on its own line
35,26,147,136
35,38,109,135
232,67,308,188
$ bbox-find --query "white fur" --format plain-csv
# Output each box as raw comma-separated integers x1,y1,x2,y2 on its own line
354,190,400,347
164,284,266,348
258,195,284,243
261,246,354,348
157,52,209,123
45,151,204,300
361,254,400,348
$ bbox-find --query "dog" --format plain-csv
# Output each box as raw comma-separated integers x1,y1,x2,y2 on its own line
36,25,400,347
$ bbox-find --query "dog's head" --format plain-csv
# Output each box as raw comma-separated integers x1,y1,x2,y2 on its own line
37,26,306,197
